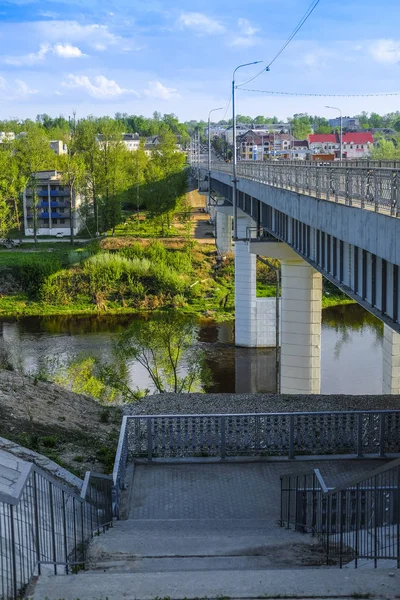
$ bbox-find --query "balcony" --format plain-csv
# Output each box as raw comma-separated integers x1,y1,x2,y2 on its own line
39,202,69,208
38,189,67,197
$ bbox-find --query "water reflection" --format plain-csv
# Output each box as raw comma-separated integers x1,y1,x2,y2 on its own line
0,303,386,394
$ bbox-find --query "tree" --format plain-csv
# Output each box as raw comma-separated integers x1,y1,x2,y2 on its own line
290,116,311,140
0,191,16,238
57,152,86,243
115,315,206,394
371,139,400,160
13,125,56,243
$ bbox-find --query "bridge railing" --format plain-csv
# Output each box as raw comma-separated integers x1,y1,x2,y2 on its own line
280,457,400,568
113,410,400,472
211,162,400,216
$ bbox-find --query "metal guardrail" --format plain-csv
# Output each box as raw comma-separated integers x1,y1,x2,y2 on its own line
0,464,113,600
280,457,400,568
209,161,400,216
113,410,400,481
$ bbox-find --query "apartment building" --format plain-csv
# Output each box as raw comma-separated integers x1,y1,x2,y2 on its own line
23,170,82,237
308,133,373,159
50,140,68,155
238,130,295,160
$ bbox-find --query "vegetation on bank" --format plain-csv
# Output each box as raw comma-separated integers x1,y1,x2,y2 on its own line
0,233,353,318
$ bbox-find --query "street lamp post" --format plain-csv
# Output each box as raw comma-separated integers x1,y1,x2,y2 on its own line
208,107,223,214
232,61,263,239
325,105,342,161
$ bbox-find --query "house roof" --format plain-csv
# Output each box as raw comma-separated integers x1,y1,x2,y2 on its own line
342,132,373,144
308,134,336,143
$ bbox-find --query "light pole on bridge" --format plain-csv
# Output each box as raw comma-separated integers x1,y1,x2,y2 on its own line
208,107,223,214
232,61,264,239
325,105,342,161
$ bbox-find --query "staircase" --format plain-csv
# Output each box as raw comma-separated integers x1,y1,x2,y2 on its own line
29,459,400,600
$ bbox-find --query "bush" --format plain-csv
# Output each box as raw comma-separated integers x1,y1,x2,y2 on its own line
13,255,62,298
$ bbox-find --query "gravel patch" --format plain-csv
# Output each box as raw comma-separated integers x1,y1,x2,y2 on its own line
124,393,400,416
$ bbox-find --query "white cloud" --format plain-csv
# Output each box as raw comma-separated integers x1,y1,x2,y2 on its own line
178,12,225,35
237,18,259,37
230,18,259,48
230,36,258,48
3,43,84,65
144,81,181,100
53,43,84,58
62,74,138,99
0,76,38,99
35,20,119,49
370,39,400,64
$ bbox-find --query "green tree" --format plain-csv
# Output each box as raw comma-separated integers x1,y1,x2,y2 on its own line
13,125,56,243
290,116,311,140
371,138,400,160
115,315,206,393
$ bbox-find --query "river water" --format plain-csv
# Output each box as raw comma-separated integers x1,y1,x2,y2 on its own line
0,304,384,395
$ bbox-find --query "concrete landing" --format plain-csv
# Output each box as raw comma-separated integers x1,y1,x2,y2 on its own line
29,568,400,600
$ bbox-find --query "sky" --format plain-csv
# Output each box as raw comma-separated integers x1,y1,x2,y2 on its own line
1,0,400,123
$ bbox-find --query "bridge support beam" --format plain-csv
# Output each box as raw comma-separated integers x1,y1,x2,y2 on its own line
235,211,276,347
215,206,232,255
280,260,322,395
382,324,400,394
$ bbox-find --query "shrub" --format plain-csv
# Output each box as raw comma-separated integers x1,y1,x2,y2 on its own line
13,255,62,299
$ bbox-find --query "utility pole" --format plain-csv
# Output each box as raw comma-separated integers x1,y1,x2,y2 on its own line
232,61,263,239
208,107,223,212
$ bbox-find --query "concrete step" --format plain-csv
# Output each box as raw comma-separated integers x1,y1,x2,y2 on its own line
29,568,400,600
90,519,316,560
88,555,297,573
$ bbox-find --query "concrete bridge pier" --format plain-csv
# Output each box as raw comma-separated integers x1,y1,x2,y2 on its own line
215,204,233,255
382,324,400,394
248,241,322,394
235,211,276,347
280,260,322,394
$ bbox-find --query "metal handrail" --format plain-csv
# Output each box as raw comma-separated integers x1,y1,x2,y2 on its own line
0,462,113,600
280,457,400,568
208,161,400,217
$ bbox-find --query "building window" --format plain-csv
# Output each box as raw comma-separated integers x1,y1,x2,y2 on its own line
53,219,58,224
60,219,65,224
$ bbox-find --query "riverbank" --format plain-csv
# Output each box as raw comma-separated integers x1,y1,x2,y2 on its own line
0,238,353,319
0,370,121,476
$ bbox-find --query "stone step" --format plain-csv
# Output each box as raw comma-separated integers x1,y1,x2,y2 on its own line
90,518,316,560
29,568,400,600
88,555,296,573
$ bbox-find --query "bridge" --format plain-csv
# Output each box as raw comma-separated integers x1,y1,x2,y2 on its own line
196,160,400,395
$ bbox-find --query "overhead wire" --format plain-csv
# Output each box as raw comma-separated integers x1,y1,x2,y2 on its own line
236,0,322,89
237,88,400,97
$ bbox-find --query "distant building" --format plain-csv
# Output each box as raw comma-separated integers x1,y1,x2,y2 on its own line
238,130,295,160
50,140,68,155
328,116,360,130
292,140,310,160
308,134,339,155
341,132,373,159
123,133,140,151
308,132,373,159
23,170,82,237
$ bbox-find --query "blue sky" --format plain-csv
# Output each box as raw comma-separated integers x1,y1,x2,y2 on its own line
1,0,400,122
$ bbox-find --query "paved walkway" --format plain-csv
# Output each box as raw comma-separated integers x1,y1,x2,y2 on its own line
128,459,387,521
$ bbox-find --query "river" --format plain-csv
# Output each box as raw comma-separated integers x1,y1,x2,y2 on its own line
0,303,383,395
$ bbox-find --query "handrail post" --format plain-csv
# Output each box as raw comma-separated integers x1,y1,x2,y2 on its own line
62,490,69,574
33,471,42,576
357,413,364,458
147,417,153,462
379,413,386,457
10,505,17,600
221,415,226,459
289,414,295,459
48,480,57,575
